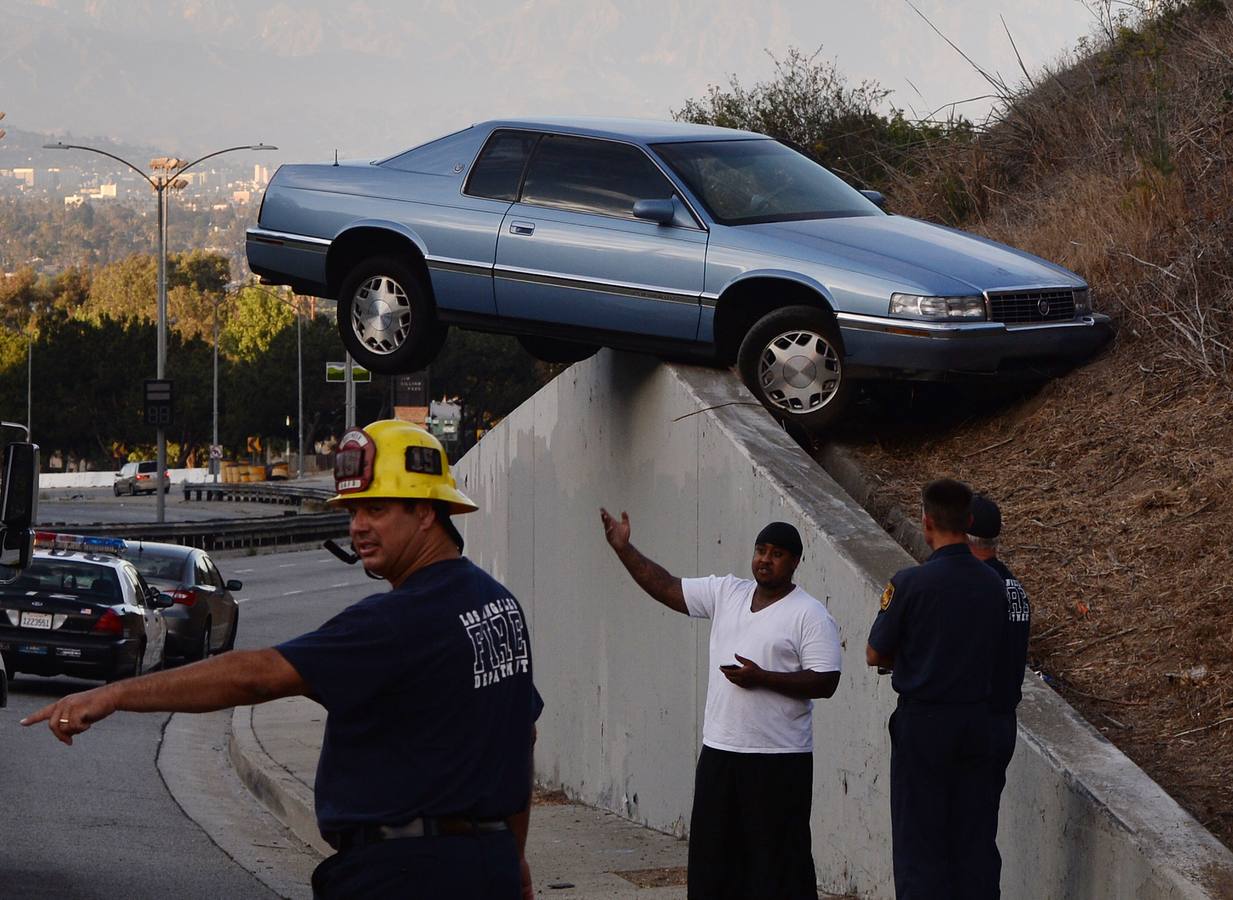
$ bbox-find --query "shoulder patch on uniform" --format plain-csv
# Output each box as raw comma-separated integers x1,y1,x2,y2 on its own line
879,582,894,611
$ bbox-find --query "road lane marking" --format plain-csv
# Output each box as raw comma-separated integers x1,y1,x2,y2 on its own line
282,590,304,596
277,563,297,569
234,568,255,574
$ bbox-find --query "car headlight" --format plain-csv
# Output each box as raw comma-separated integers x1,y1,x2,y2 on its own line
1073,287,1091,314
889,293,987,320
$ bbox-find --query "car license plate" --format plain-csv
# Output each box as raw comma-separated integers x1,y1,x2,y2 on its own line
21,611,52,629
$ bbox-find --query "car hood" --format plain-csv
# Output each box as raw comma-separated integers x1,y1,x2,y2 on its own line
740,215,1083,293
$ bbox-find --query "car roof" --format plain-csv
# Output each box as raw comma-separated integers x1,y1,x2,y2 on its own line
125,540,195,560
476,117,768,145
30,549,132,571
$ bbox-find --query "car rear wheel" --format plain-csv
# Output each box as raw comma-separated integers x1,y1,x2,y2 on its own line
337,256,447,374
737,305,853,434
517,335,600,364
113,483,121,497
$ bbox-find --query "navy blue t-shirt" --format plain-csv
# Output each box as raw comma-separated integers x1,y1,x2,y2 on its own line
987,556,1031,715
867,543,1006,703
276,557,541,832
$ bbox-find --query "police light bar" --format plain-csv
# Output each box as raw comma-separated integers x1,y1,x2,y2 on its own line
33,532,127,556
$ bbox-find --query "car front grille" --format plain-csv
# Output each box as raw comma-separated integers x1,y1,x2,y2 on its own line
987,289,1077,325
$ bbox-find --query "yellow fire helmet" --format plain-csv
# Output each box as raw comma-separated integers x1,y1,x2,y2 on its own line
328,419,478,514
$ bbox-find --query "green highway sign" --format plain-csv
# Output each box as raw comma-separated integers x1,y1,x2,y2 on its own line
326,361,372,383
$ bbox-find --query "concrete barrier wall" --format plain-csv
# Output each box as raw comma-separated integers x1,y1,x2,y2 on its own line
455,350,1233,899
40,468,209,489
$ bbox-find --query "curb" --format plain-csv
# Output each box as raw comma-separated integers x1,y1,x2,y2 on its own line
228,704,330,857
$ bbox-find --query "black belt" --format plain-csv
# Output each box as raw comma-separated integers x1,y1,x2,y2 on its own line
323,816,509,851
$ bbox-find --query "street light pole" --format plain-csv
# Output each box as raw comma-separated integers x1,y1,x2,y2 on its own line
44,140,276,521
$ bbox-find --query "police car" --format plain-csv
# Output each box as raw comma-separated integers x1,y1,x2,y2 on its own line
0,533,171,683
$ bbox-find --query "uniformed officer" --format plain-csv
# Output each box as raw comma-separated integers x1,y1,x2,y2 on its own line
865,478,1006,899
968,492,1031,884
24,420,541,899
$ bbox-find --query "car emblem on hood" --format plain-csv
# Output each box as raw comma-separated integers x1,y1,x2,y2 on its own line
1038,298,1051,316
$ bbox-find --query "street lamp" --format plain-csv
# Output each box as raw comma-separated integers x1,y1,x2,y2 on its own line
44,140,276,520
220,282,305,480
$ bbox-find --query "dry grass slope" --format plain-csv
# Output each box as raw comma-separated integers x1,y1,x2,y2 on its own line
846,0,1233,845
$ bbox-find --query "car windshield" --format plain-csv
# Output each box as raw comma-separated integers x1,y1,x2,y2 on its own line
652,139,881,226
1,560,122,601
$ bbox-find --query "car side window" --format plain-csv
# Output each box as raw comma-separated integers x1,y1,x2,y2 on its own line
194,554,214,588
120,566,147,607
465,130,540,202
204,557,225,590
520,135,677,219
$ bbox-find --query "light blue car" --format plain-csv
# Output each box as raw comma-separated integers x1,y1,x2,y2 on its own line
247,117,1111,431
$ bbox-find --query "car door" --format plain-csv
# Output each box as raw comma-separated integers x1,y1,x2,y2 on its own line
492,133,707,340
123,566,166,669
194,553,224,646
202,555,235,644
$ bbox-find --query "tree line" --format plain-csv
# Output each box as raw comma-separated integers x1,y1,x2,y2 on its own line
0,252,555,471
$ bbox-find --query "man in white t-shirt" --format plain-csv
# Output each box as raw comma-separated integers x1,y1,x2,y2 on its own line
599,509,843,900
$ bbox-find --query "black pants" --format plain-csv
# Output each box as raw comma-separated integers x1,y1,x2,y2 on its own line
687,745,817,900
311,830,520,899
889,701,999,900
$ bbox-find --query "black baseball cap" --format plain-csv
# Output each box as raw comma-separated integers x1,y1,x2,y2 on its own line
755,522,803,557
969,494,1002,539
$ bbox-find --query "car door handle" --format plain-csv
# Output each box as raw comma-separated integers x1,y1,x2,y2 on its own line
509,221,535,236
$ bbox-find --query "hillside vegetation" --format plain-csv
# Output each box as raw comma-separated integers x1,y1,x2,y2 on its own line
853,0,1233,845
680,0,1233,848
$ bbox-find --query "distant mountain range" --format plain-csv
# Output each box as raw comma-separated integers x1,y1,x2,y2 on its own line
2,0,796,161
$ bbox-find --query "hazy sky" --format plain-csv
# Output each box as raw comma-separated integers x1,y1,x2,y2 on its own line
3,0,1103,161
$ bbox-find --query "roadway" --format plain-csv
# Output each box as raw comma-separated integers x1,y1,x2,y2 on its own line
36,485,318,527
0,545,371,898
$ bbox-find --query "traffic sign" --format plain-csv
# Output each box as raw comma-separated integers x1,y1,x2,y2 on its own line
326,361,372,383
143,379,174,427
209,444,223,460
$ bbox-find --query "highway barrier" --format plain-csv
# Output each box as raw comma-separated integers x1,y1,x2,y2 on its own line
454,350,1233,900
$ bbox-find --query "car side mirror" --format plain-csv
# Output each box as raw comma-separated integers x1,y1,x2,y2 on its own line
632,198,676,225
226,579,243,591
152,591,176,610
0,438,40,570
860,189,887,210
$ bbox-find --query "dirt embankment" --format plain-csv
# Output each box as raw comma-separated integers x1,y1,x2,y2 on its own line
842,0,1233,845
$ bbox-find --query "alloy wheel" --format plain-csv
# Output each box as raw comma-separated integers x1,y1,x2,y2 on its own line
350,275,413,355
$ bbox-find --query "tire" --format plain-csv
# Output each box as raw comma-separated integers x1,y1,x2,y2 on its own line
192,619,212,662
113,483,121,497
736,305,853,434
337,255,447,374
108,642,144,683
517,334,600,364
221,608,239,653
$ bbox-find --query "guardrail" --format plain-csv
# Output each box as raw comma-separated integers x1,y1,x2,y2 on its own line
71,511,350,552
181,482,334,508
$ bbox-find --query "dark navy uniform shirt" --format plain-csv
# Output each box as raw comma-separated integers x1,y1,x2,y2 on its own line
868,543,1006,704
986,556,1031,715
277,557,542,832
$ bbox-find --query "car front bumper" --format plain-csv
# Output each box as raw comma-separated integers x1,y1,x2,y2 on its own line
837,312,1113,379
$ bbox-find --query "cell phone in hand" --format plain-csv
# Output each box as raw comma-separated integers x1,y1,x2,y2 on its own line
720,663,740,671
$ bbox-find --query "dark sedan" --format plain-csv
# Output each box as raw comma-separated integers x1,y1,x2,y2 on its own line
126,541,241,662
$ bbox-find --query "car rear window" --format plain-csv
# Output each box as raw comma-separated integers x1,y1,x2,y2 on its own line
137,461,158,473
130,552,187,582
3,559,122,601
465,130,539,202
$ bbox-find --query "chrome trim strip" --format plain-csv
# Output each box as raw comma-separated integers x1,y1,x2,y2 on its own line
425,256,493,278
246,228,332,253
837,311,1098,337
494,265,702,306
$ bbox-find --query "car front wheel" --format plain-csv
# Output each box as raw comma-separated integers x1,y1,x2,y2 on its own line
737,305,852,434
337,256,447,374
